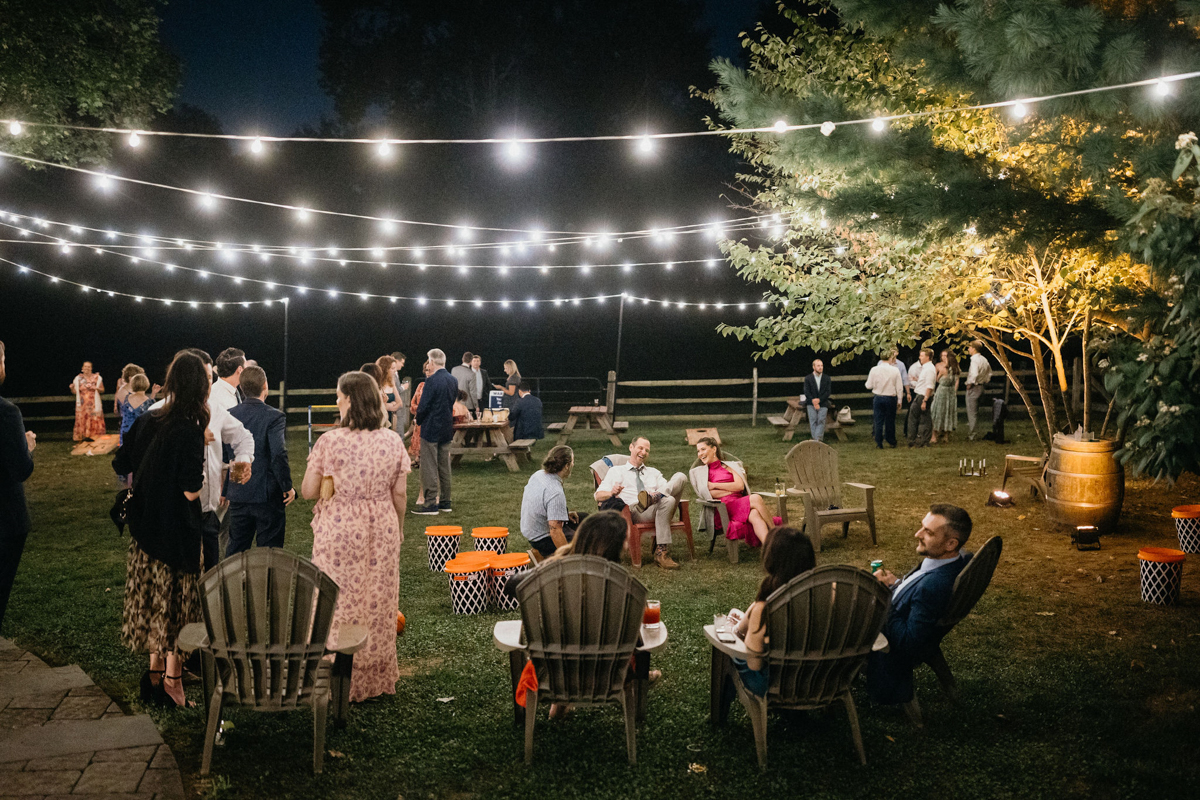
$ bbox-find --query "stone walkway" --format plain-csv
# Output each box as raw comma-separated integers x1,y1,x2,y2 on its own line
0,637,184,799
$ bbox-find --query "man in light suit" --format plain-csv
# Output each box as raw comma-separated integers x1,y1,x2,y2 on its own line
868,504,972,705
450,351,479,412
226,366,294,555
803,359,832,442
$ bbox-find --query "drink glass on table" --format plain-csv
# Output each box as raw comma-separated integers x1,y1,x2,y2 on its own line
643,600,661,629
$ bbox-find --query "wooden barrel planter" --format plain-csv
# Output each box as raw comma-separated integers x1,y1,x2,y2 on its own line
1044,435,1125,532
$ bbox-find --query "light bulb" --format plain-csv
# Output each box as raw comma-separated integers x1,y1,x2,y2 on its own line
773,119,788,133
381,219,397,235
820,121,835,136
250,137,264,154
526,299,536,308
8,120,22,136
871,117,886,132
1154,78,1170,97
295,207,311,223
199,193,217,210
500,299,510,308
128,131,141,148
377,140,392,157
1011,102,1028,120
636,135,654,155
664,262,673,271
94,173,114,191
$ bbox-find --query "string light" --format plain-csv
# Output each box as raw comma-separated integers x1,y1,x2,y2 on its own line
1011,102,1029,120
773,119,788,133
127,131,141,148
7,120,21,136
871,117,886,132
250,137,264,154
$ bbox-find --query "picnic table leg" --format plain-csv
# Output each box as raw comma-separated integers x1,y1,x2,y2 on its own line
557,414,579,445
597,413,624,448
490,429,521,473
634,650,651,722
508,651,526,726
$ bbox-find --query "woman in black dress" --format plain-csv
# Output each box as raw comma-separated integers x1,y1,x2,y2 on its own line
113,352,208,707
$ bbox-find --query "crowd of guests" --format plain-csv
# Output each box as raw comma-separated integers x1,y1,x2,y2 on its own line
0,341,990,722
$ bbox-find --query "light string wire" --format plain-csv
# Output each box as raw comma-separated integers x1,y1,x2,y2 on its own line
0,212,767,268
4,70,1197,145
1,252,772,310
1,70,1195,239
0,219,743,273
0,149,755,238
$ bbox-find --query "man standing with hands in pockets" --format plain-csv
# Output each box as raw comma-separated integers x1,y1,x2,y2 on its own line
803,359,831,442
0,341,36,629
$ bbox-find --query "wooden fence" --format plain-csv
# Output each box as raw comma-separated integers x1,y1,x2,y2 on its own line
10,359,1105,430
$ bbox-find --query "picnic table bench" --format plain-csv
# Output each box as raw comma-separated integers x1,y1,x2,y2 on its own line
769,398,851,442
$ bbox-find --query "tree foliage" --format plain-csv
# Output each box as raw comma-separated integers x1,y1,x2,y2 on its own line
0,0,177,166
702,1,1200,473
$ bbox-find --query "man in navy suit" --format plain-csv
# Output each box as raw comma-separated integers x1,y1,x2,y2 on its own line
225,366,294,556
868,503,972,704
413,348,459,515
803,359,832,442
0,341,37,628
509,381,544,442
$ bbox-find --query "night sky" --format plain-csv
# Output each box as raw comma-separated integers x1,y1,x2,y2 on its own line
1,0,839,405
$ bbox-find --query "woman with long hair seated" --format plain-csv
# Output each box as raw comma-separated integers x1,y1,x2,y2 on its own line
301,370,410,702
692,437,776,547
116,352,209,708
724,527,816,696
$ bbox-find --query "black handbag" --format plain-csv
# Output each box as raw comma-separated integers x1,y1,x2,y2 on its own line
110,487,133,534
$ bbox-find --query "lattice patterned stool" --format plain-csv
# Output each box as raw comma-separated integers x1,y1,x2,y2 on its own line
425,526,463,572
1138,547,1186,606
444,555,491,615
1172,506,1200,554
488,553,532,611
471,526,509,555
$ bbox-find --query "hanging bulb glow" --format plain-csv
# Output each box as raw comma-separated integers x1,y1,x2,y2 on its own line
499,245,510,257
500,299,510,309
773,119,788,133
474,299,483,308
381,219,397,235
637,135,654,155
622,262,633,273
8,120,22,136
664,262,673,271
128,131,141,148
327,289,337,299
820,121,835,136
250,137,264,154
295,207,312,223
199,193,217,211
706,259,716,268
871,117,886,132
1011,102,1028,120
540,265,550,275
503,138,527,165
94,173,114,191
1154,78,1170,97
377,140,392,157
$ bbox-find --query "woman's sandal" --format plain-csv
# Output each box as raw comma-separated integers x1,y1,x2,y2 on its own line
157,673,191,709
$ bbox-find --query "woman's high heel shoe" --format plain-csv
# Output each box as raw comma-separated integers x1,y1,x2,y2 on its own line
139,669,164,703
156,672,186,709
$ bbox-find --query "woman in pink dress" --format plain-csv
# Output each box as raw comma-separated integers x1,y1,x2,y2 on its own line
70,361,106,441
301,370,410,702
694,437,774,547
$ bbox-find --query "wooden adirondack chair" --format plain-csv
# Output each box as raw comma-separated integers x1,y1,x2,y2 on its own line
177,549,367,775
590,454,694,567
688,453,744,564
712,565,891,768
512,555,648,764
784,440,876,551
1001,455,1048,498
903,535,1003,727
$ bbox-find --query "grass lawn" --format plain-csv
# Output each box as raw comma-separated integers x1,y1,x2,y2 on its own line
5,418,1200,800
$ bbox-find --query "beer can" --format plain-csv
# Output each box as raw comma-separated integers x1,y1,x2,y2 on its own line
870,560,884,574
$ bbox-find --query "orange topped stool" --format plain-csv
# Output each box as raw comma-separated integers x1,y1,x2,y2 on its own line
487,552,532,611
425,525,463,571
1138,547,1186,605
471,526,509,555
444,555,490,615
1171,506,1200,553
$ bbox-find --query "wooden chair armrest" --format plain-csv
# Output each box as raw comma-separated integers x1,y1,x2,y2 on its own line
1005,455,1044,464
331,624,369,655
678,498,690,516
845,482,875,491
177,623,209,653
694,498,720,508
493,619,527,652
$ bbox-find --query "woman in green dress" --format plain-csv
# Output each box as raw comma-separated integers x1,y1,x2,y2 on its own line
930,349,960,444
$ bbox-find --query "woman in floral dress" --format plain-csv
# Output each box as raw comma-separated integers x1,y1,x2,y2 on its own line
930,349,961,444
301,370,410,702
70,361,106,441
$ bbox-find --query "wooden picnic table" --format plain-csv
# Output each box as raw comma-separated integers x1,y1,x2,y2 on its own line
768,397,851,443
450,420,520,472
554,405,626,447
494,618,668,723
702,623,886,723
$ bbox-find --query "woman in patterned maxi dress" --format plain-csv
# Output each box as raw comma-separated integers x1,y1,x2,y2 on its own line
70,361,106,441
302,370,410,702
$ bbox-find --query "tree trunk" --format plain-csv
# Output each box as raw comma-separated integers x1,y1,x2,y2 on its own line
1028,336,1060,438
982,332,1051,452
1082,308,1092,434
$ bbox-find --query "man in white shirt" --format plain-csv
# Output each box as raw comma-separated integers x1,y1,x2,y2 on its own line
450,351,478,412
152,348,254,570
964,340,993,441
866,350,905,448
210,348,246,412
906,349,937,448
594,436,686,570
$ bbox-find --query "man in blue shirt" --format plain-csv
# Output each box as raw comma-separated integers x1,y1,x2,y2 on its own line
509,381,544,442
414,348,460,515
520,445,575,558
868,504,972,704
